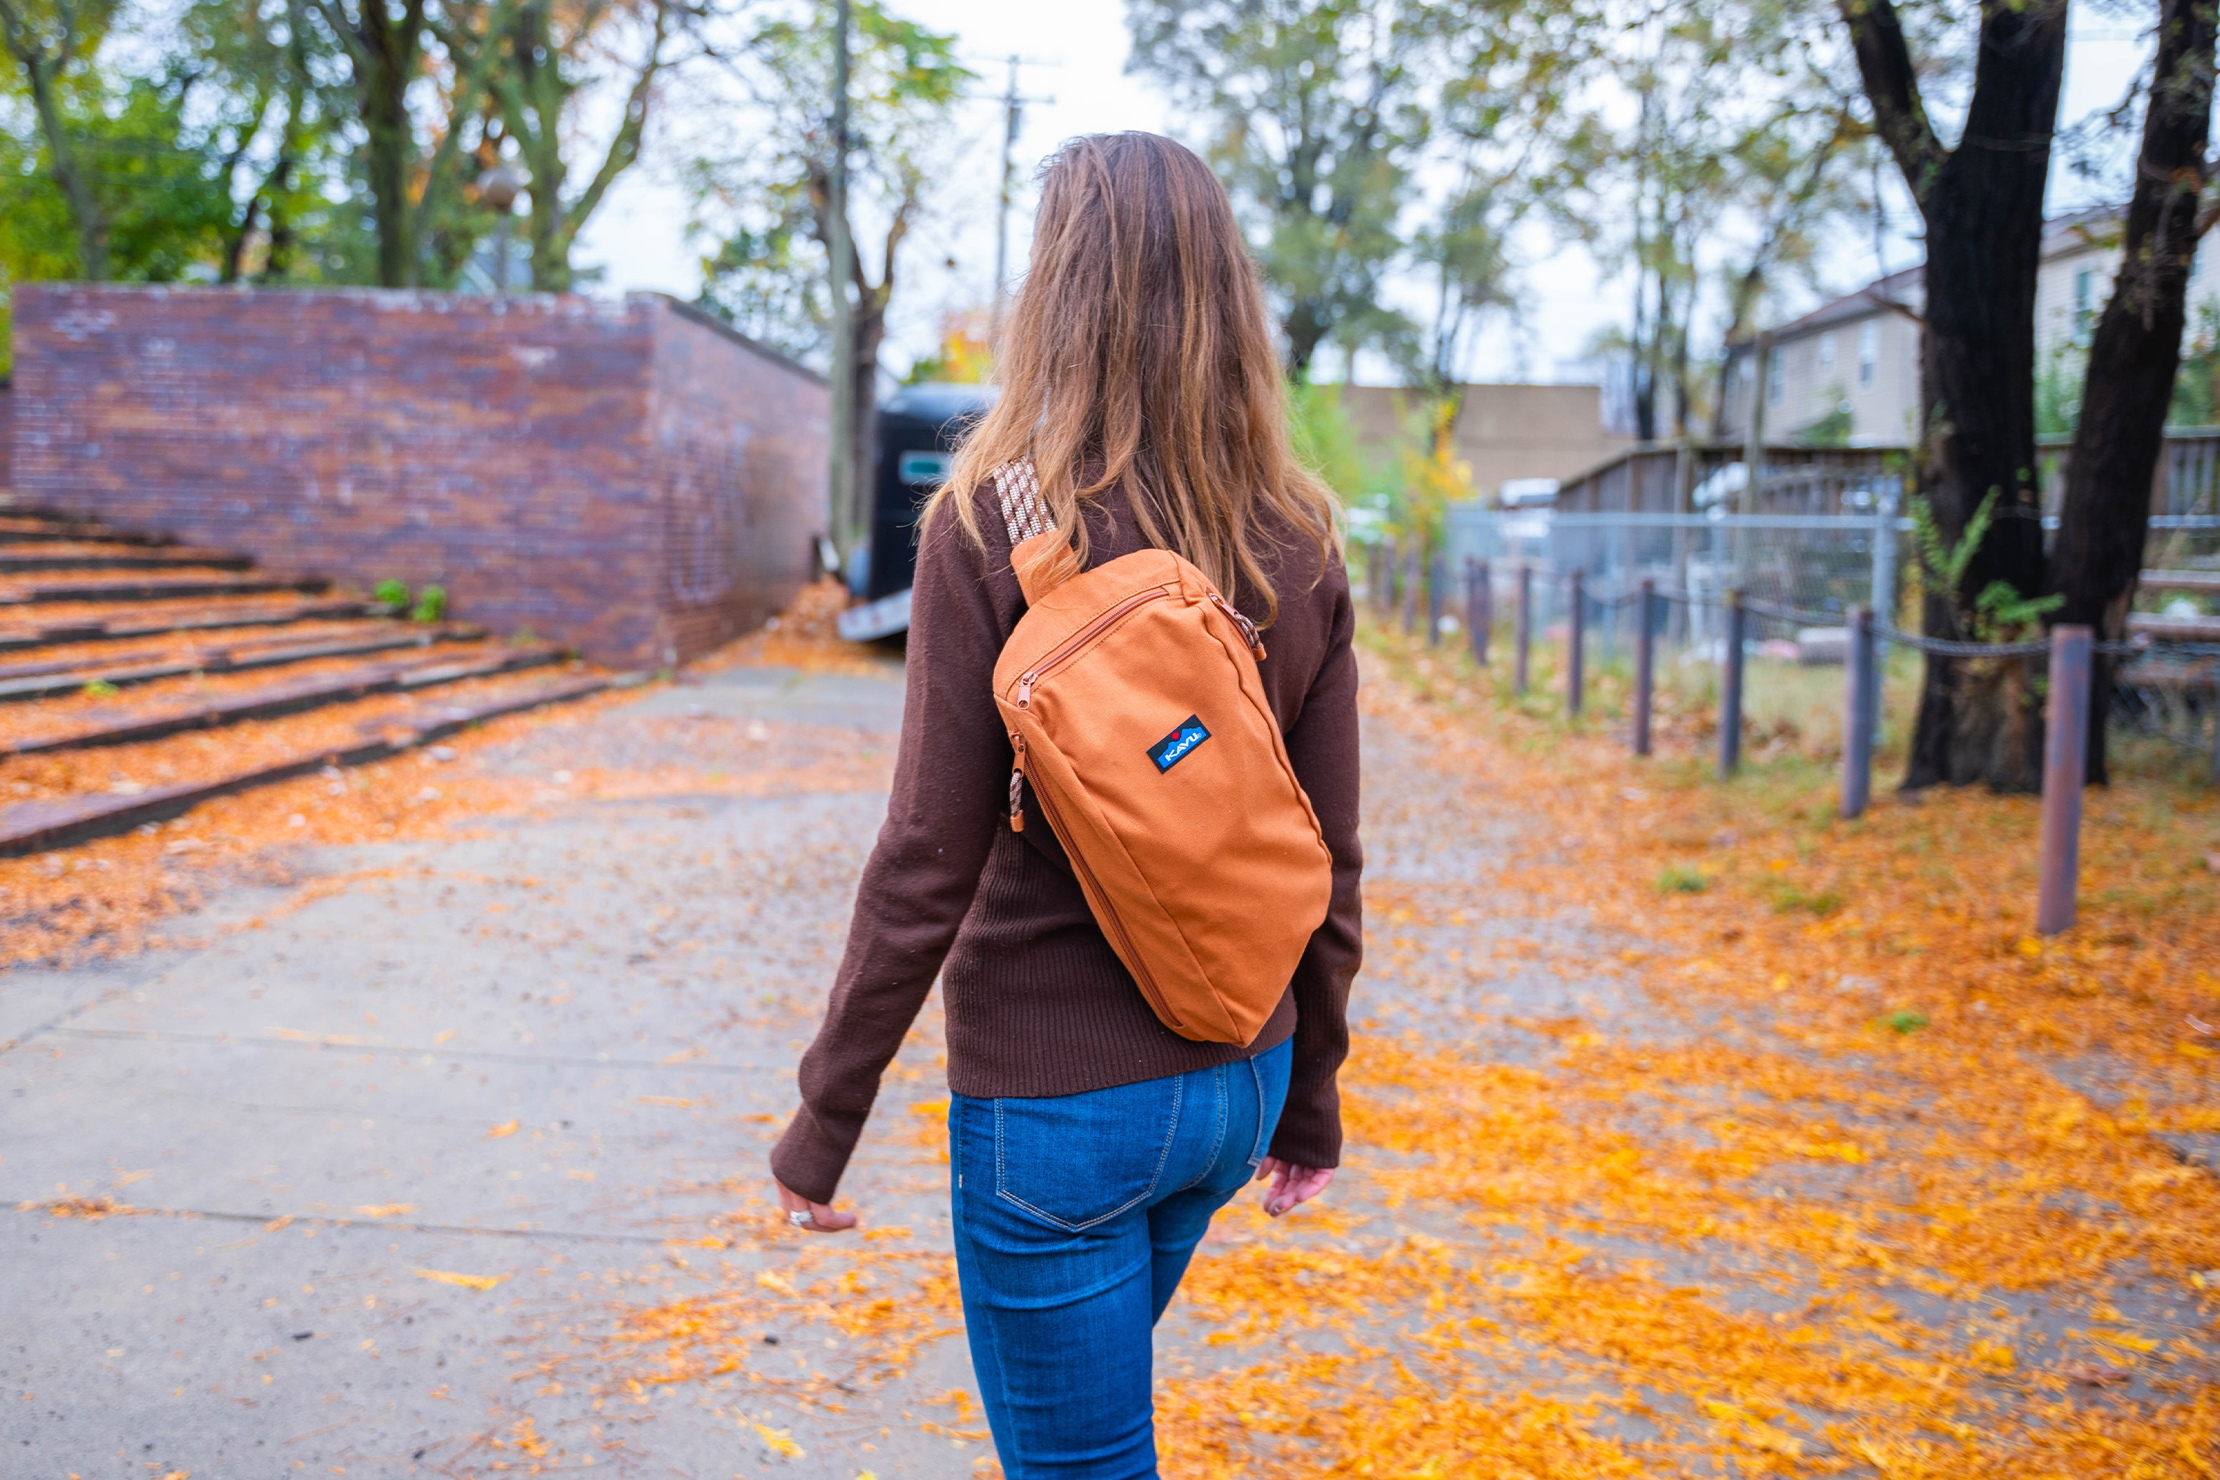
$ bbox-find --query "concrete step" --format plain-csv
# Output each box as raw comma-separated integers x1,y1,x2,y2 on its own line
6,645,568,755
3,574,332,604
0,672,617,855
0,545,257,574
0,624,486,701
0,599,392,654
0,519,177,547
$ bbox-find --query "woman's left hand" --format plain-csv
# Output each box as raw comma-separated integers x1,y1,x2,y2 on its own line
774,1179,857,1234
1254,1157,1333,1217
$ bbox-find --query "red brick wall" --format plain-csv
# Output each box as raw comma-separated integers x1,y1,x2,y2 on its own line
7,284,827,667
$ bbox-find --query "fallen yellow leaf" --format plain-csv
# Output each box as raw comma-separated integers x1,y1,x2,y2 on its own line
354,1204,417,1219
486,1119,519,1139
752,1424,805,1458
412,1268,506,1292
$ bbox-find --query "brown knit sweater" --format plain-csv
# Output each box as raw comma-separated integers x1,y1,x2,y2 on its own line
771,480,1365,1205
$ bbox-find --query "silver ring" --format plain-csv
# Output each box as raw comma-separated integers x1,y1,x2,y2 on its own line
788,1208,815,1229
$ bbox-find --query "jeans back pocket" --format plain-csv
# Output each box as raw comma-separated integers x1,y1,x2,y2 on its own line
994,1074,1184,1232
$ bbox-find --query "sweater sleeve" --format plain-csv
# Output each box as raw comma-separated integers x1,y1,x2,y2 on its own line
1265,557,1364,1169
770,502,1014,1204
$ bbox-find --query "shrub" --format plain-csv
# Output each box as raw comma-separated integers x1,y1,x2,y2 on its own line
410,586,447,623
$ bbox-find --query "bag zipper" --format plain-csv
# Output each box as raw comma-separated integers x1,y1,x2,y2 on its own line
1207,591,1267,661
1007,732,1027,833
1014,587,1172,708
1026,758,1184,1030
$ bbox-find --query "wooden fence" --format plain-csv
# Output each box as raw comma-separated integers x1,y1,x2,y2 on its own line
1556,429,2220,520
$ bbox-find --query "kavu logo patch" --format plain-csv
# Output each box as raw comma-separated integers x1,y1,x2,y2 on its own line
1147,715,1211,774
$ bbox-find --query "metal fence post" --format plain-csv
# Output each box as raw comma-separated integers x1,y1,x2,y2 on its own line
1428,550,1447,646
1402,543,1422,636
1467,559,1491,666
1719,588,1745,778
1567,569,1586,716
2038,625,2092,936
2211,671,2220,786
1633,579,1655,756
1840,606,1874,819
1870,481,1899,661
1515,563,1533,696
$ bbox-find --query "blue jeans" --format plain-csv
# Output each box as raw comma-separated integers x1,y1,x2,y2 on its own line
950,1037,1293,1479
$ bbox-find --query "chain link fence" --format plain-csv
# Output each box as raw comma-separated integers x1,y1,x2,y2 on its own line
1356,508,2220,777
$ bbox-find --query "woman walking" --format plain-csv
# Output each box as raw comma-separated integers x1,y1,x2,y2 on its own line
771,131,1363,1477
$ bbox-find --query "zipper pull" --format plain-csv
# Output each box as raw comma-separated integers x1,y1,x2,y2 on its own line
1008,733,1027,832
1017,671,1037,707
1211,593,1267,662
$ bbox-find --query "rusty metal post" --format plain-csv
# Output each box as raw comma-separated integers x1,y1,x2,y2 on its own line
2038,625,2092,935
1719,588,1745,777
1840,606,1874,818
1514,563,1533,696
1633,579,1655,755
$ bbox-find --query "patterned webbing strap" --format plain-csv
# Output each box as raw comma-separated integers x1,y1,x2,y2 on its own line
991,459,1054,544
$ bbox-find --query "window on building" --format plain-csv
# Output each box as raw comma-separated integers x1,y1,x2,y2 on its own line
1819,331,1837,373
1767,349,1784,404
2074,268,2095,345
1857,319,1878,388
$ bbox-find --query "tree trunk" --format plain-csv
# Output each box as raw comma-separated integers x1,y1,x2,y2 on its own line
1283,302,1329,381
2049,0,2217,784
357,10,420,289
1843,0,2067,792
11,47,109,278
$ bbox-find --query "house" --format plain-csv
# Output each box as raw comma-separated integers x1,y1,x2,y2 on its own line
1717,207,2220,445
1715,268,1923,446
1339,383,1632,503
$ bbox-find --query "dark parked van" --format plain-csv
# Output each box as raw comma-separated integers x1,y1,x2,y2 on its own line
838,382,998,641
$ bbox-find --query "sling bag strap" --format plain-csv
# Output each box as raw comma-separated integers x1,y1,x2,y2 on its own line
992,459,1079,602
993,459,1053,543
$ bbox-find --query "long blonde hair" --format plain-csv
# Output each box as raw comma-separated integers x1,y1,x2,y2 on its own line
930,131,1338,626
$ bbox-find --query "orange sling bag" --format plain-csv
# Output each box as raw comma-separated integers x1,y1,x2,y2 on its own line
990,461,1334,1046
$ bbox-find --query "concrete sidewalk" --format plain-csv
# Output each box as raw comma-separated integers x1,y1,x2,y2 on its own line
4,664,990,1477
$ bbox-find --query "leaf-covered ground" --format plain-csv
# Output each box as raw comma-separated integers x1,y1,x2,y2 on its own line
5,595,2213,1477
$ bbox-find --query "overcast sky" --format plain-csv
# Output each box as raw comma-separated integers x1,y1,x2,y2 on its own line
570,2,2160,386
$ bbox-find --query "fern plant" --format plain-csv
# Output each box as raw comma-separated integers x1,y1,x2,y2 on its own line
1907,489,2061,642
1909,487,1997,601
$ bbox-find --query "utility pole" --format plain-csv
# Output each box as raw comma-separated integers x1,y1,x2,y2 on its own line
989,56,1052,343
991,55,1021,341
827,0,856,560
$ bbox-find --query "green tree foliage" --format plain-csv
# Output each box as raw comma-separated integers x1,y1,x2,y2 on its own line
689,4,968,370
0,0,334,367
1402,0,1591,402
485,0,695,292
1551,0,1866,441
1126,0,1429,380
